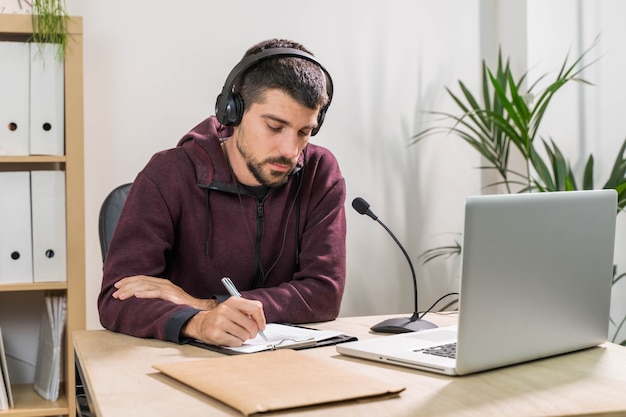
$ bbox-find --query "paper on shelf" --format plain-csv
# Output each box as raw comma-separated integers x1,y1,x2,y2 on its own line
33,292,66,401
0,327,12,409
0,364,7,410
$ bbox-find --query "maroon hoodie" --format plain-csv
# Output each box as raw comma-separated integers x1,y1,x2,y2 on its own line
98,116,347,343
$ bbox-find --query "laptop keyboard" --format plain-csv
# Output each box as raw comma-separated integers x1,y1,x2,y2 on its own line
418,342,457,359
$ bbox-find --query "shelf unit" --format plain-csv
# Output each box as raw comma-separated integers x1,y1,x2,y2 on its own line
0,14,84,417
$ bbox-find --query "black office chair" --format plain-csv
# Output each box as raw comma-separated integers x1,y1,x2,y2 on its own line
98,183,132,262
76,182,133,417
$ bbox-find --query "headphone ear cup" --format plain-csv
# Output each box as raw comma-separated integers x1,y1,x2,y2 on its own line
311,106,327,136
219,92,245,126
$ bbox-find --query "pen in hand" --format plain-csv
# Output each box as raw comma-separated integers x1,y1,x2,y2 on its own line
221,277,269,342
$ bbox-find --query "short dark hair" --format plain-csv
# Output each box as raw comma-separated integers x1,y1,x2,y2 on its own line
234,39,329,115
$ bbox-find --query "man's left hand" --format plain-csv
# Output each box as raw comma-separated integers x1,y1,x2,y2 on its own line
112,275,218,310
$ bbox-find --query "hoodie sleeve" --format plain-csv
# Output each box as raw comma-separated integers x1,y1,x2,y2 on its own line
97,170,198,342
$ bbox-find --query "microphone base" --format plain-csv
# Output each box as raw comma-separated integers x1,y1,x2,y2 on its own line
370,317,438,334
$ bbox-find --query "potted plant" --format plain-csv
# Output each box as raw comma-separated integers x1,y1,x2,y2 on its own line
30,0,69,61
411,39,626,344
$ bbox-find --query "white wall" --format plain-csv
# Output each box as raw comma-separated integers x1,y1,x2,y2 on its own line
60,0,481,330
56,0,626,337
526,0,626,342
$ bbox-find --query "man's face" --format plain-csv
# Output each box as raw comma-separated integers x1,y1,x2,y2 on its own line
231,89,319,187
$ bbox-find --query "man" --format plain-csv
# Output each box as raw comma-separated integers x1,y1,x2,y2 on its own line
98,38,346,347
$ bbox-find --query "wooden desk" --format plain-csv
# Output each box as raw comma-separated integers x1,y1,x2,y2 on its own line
74,313,626,416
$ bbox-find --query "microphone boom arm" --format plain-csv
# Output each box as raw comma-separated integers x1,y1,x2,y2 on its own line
352,196,438,333
375,218,418,319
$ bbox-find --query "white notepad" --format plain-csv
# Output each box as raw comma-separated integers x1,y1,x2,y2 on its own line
191,323,343,354
226,323,343,353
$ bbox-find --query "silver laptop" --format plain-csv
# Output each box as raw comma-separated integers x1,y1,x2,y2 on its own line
337,190,617,375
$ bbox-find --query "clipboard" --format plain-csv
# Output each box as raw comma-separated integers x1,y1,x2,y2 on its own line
188,323,357,355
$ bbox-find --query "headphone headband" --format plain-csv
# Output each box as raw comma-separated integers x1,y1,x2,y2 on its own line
215,47,333,136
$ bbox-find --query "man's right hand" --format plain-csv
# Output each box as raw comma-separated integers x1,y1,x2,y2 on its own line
181,297,267,347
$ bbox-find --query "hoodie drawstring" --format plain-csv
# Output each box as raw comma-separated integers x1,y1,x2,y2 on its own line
204,188,211,256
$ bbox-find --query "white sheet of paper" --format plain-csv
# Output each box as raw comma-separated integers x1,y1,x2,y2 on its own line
224,323,342,354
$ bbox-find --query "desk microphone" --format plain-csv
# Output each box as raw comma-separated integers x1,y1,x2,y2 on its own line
352,197,437,333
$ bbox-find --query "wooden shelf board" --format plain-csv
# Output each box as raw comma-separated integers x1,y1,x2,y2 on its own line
0,282,67,292
0,156,65,164
1,384,68,416
0,14,82,36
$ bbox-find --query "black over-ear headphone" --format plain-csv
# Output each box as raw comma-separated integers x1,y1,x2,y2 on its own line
214,47,334,136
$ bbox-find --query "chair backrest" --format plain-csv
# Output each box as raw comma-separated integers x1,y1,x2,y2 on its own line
98,183,132,262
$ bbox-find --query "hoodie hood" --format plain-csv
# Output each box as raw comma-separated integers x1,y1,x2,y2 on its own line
176,116,304,189
175,116,305,257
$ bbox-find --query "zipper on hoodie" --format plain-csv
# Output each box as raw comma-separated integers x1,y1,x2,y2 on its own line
252,199,265,288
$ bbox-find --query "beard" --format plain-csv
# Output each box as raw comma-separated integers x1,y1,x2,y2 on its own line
236,137,296,188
